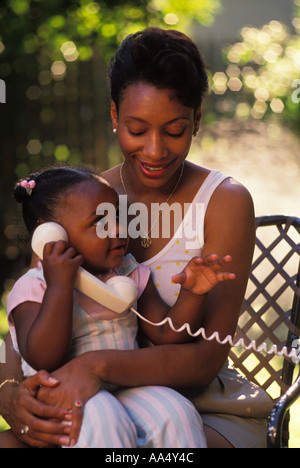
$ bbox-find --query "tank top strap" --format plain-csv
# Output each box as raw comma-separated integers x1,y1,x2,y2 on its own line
196,170,230,214
193,170,230,248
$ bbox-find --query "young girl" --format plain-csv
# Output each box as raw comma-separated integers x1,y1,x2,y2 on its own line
5,165,235,448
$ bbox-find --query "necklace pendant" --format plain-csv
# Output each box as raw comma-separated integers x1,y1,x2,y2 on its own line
140,236,152,248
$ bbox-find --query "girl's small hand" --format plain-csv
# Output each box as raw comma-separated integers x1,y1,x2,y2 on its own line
42,241,83,289
172,254,236,296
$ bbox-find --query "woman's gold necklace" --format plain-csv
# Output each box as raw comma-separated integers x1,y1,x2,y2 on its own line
120,162,184,248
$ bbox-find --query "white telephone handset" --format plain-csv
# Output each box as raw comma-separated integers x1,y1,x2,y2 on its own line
31,222,138,314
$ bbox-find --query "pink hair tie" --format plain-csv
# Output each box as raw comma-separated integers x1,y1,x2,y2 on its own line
20,179,36,196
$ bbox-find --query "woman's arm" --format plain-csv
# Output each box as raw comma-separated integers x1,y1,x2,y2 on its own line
0,334,74,447
137,254,235,345
0,334,23,399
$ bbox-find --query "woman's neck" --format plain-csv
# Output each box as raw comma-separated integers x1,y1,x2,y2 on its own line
120,161,185,205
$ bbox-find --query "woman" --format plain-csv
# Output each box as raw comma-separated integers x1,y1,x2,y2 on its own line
0,28,273,448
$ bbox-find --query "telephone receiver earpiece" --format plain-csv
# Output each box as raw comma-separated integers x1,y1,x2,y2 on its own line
31,222,138,314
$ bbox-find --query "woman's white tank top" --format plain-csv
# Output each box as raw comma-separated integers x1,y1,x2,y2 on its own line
141,170,230,307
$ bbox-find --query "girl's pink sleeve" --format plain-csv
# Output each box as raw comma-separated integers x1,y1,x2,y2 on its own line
129,263,151,299
7,273,46,325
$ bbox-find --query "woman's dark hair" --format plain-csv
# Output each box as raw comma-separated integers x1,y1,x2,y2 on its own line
14,166,101,235
108,27,208,112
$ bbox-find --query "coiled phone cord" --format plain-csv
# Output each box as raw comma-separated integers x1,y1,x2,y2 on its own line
130,307,300,363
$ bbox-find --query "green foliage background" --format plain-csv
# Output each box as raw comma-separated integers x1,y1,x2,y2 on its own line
0,0,222,432
0,0,222,301
0,0,300,445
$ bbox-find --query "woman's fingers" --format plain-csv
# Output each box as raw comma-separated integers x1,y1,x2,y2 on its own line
21,370,59,394
10,371,73,447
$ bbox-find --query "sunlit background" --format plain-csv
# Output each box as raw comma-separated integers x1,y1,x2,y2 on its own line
0,0,300,445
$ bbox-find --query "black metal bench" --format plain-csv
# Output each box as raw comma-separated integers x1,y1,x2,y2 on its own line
229,215,300,448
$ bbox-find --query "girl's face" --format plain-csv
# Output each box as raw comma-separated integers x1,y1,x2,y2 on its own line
57,179,127,275
111,83,201,190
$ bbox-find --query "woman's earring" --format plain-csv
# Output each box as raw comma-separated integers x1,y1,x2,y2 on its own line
113,128,118,134
193,130,199,137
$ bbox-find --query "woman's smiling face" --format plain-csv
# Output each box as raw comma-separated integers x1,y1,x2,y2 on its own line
111,83,201,189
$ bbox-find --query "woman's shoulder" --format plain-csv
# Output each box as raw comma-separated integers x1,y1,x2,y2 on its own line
102,164,123,192
206,175,255,234
213,175,254,208
184,160,210,183
185,162,252,204
184,162,254,228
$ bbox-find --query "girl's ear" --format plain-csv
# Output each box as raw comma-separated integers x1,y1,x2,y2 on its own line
110,101,118,132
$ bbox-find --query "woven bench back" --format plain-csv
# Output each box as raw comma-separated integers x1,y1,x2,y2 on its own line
229,216,300,398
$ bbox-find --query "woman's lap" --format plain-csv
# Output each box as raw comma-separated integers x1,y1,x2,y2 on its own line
72,385,207,448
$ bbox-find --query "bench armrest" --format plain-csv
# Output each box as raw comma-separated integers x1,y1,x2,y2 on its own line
267,369,300,448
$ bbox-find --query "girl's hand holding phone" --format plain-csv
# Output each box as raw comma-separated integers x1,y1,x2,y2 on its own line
42,241,83,290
